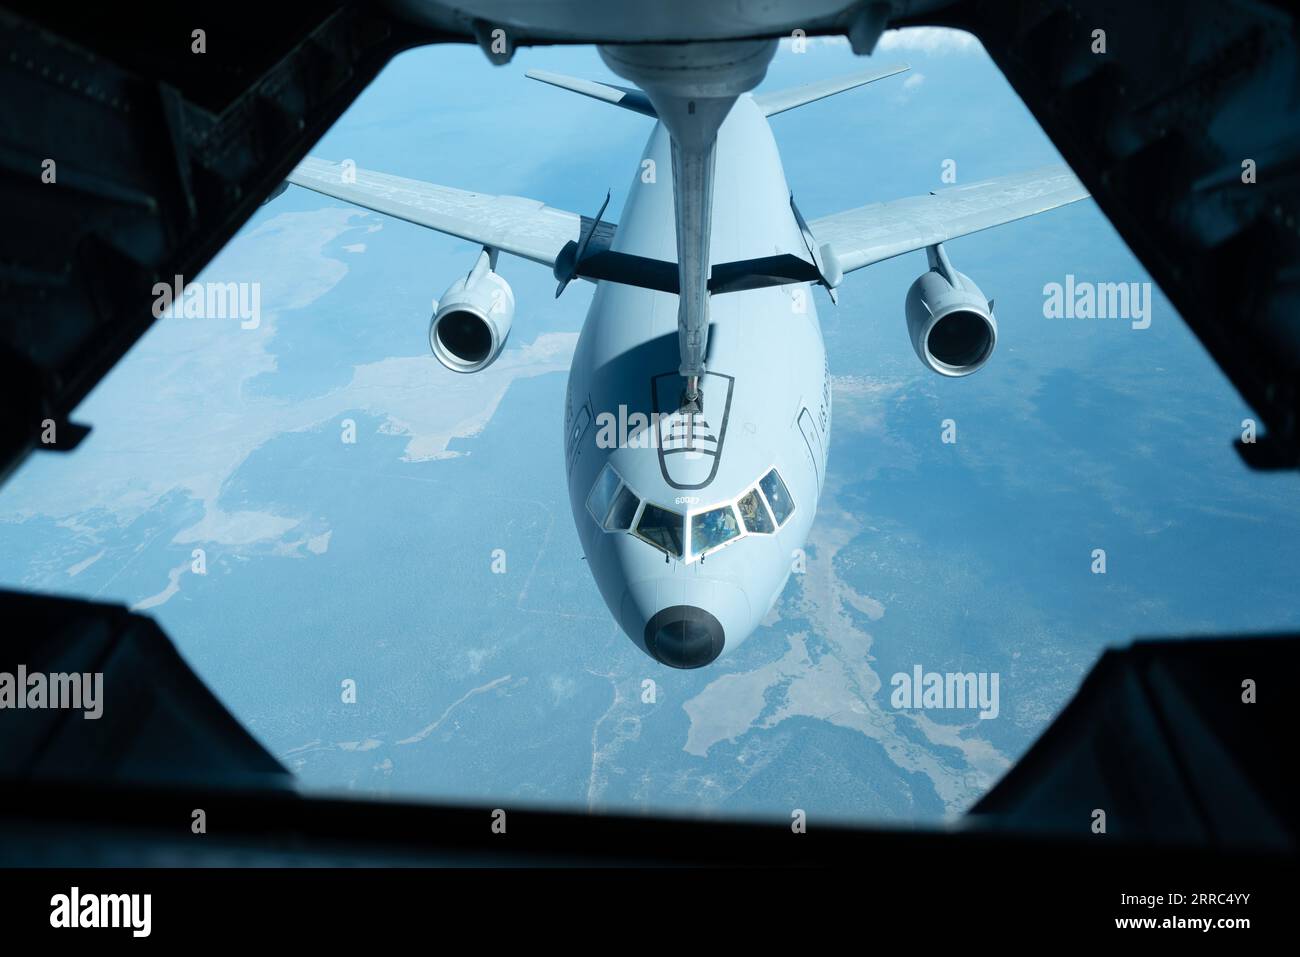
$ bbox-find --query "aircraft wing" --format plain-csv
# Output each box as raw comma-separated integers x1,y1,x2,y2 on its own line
287,157,614,268
811,165,1088,277
753,64,910,117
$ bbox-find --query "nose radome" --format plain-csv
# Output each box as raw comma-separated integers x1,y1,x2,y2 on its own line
644,605,725,669
620,577,751,668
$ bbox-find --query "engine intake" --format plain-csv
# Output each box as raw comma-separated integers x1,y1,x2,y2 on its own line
430,249,515,373
905,248,997,377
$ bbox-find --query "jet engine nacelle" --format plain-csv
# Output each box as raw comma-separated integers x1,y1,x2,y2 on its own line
904,257,997,377
429,250,515,373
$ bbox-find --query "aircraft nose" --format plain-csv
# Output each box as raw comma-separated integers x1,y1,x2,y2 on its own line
619,576,750,668
643,605,725,669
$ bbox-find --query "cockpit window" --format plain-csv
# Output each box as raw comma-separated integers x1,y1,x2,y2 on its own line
592,464,790,560
737,488,775,534
634,503,684,558
759,468,794,526
586,463,621,527
691,505,741,557
605,485,640,531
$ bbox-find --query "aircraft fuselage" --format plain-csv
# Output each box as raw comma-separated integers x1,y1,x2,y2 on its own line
564,95,830,667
